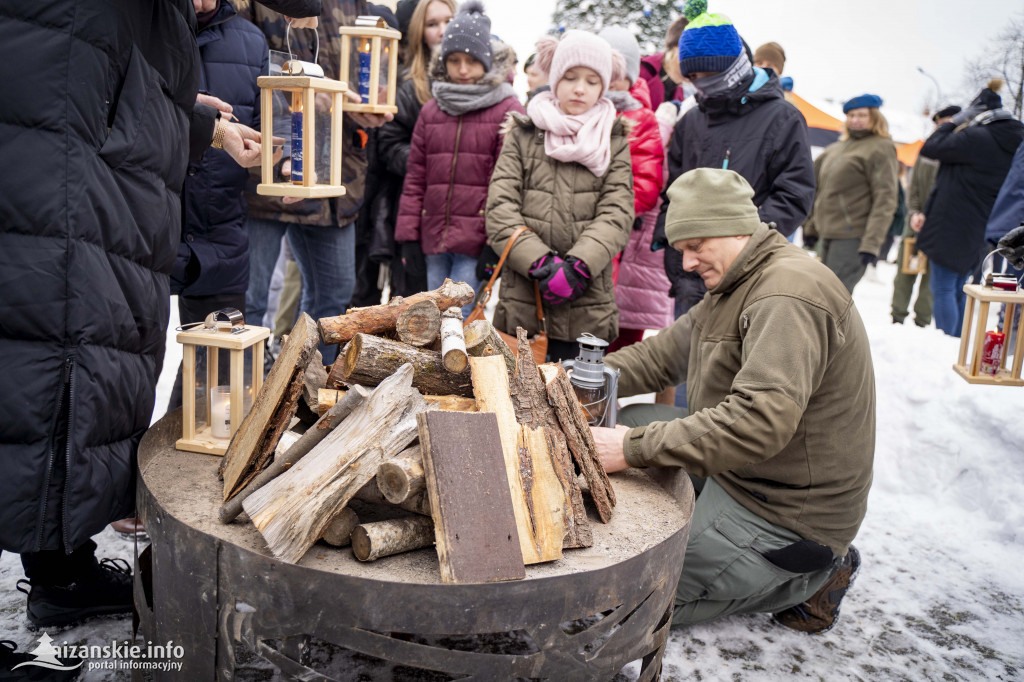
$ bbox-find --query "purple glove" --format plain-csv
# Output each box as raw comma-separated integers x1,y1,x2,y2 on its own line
529,253,591,305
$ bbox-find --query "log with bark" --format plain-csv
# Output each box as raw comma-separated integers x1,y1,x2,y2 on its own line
376,445,423,503
327,333,474,397
464,319,516,376
395,299,441,347
440,307,468,373
352,481,432,516
539,363,616,523
318,279,475,345
243,364,431,563
220,313,320,502
508,329,592,549
298,350,328,423
218,385,370,523
350,516,435,562
318,388,476,416
321,508,360,547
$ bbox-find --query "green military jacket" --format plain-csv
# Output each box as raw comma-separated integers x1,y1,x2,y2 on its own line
605,225,875,555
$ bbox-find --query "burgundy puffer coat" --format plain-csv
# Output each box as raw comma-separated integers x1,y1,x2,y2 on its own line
396,42,524,257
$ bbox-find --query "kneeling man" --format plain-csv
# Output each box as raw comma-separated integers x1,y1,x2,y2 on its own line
593,168,874,633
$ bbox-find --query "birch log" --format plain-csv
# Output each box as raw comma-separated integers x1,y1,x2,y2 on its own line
396,300,441,347
376,445,424,503
440,307,468,373
350,516,435,561
318,279,475,345
243,364,431,563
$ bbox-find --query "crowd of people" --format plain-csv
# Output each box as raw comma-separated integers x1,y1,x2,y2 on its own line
3,0,1024,666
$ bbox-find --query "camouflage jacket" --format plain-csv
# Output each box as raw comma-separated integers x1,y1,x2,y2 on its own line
241,0,369,225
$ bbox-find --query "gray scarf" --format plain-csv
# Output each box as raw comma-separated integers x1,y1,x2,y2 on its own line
605,89,642,112
431,80,516,116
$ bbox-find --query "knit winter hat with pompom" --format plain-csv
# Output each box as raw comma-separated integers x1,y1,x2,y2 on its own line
441,1,493,71
678,12,743,77
539,30,613,95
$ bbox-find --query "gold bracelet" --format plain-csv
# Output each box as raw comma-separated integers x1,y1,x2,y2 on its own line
211,116,228,150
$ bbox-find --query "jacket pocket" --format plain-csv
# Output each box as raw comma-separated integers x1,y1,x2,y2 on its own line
99,46,162,170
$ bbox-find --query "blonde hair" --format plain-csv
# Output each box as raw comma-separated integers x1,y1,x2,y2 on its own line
840,107,891,141
404,0,457,104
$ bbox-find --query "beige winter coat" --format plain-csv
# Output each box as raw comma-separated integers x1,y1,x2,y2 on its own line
605,225,875,555
485,112,634,343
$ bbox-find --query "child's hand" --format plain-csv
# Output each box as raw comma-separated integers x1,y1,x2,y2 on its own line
529,254,591,305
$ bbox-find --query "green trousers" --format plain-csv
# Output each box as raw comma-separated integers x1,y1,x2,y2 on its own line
618,403,836,627
891,234,932,326
822,237,867,294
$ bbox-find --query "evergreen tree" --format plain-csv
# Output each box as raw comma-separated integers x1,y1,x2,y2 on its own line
550,0,705,52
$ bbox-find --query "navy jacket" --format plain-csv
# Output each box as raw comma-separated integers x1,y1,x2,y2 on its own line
985,140,1024,244
173,2,268,297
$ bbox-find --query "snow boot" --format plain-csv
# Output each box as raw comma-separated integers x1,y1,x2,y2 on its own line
0,639,82,681
17,557,133,631
772,545,861,634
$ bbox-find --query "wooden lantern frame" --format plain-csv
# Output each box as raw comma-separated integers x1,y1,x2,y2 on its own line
338,23,400,115
176,325,271,455
953,283,1024,386
256,74,348,199
900,236,928,275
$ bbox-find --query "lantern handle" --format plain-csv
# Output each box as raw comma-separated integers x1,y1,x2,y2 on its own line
980,249,1024,288
286,17,319,67
175,308,247,334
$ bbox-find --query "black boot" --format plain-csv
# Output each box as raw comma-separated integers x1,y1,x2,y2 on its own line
17,557,133,631
0,639,82,681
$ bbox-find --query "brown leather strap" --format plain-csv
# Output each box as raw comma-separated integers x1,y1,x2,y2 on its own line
474,226,530,310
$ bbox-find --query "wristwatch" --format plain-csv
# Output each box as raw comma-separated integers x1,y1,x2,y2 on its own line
211,115,228,150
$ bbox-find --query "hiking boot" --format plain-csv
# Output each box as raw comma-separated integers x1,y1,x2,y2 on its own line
17,557,133,630
773,545,861,634
0,639,82,681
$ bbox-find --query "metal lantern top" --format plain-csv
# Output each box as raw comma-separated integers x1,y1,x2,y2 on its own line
338,16,401,115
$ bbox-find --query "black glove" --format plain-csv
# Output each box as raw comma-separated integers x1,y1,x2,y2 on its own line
997,224,1024,270
951,103,986,127
398,241,426,281
860,252,878,267
475,244,500,281
802,236,818,249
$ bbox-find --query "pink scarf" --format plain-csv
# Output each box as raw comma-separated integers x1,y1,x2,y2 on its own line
526,91,617,177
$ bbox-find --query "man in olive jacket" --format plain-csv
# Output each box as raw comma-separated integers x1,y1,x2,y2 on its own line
593,169,875,633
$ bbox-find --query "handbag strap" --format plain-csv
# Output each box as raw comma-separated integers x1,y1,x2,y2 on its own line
477,226,546,331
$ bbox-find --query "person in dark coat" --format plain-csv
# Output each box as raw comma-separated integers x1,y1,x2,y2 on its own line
0,0,316,633
653,11,815,318
917,79,1024,336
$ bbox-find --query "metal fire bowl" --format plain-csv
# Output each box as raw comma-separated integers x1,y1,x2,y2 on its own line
135,411,694,681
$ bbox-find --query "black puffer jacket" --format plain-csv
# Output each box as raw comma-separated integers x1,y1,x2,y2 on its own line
654,73,814,300
917,116,1024,274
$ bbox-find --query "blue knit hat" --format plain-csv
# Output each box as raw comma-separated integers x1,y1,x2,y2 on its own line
843,94,883,113
678,13,743,77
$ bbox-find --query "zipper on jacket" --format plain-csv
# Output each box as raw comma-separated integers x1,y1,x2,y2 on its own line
441,116,464,251
35,356,74,552
61,357,77,553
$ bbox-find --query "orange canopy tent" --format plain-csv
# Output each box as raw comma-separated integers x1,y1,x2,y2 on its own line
896,139,924,166
788,92,842,147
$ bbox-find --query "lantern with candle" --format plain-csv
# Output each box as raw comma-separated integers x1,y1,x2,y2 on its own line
338,16,400,115
953,259,1024,386
175,309,270,455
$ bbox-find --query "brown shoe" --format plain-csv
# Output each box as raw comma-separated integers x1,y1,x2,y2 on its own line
110,517,148,541
773,545,861,634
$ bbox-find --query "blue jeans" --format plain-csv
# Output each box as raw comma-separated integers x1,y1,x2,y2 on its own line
929,261,969,337
247,217,355,363
426,252,481,319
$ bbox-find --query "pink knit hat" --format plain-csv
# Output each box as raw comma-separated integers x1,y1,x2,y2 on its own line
544,30,613,95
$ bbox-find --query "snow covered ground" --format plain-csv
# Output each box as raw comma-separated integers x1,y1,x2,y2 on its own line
2,259,1023,680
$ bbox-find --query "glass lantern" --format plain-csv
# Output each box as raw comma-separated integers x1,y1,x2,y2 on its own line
954,281,1024,386
338,16,400,115
175,309,270,455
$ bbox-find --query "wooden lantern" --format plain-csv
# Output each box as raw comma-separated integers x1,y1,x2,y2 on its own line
901,237,928,275
338,16,400,115
176,311,271,455
256,60,348,199
953,283,1024,386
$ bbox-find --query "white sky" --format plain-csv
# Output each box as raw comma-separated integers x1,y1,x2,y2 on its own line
486,0,1021,123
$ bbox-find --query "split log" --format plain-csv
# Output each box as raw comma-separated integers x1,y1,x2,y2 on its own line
318,279,475,345
351,516,434,562
464,319,516,375
327,333,474,397
299,350,328,423
321,508,359,547
218,385,369,524
243,364,431,563
539,363,616,523
418,410,526,583
470,355,563,564
508,329,592,549
376,445,424,503
353,482,432,516
319,388,475,416
221,313,320,501
396,300,441,347
440,307,468,373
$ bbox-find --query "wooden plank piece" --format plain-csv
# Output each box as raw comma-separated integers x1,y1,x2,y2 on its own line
418,410,525,583
318,388,475,416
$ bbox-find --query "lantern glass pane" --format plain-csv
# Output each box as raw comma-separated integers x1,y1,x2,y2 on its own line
193,346,209,433
344,34,390,105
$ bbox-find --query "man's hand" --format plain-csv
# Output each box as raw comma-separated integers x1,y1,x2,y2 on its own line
590,424,632,474
222,122,283,168
909,212,925,232
344,90,394,128
197,93,235,119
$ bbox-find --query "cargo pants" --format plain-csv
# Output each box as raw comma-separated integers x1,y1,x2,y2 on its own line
618,404,838,627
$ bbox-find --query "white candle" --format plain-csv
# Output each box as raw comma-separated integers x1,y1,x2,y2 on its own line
211,386,232,439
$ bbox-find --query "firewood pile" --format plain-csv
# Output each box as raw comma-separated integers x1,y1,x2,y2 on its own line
216,279,616,583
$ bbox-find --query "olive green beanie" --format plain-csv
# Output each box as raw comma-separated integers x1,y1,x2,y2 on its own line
664,168,761,244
